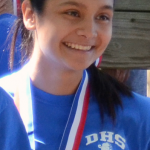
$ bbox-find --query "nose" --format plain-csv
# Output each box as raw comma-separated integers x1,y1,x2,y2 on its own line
76,19,98,39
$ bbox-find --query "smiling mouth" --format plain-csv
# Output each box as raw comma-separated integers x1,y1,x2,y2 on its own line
64,42,93,51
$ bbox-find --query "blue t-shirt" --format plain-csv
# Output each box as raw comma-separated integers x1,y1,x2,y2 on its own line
31,83,74,150
1,71,150,150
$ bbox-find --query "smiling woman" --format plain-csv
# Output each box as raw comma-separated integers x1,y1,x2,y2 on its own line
0,0,150,149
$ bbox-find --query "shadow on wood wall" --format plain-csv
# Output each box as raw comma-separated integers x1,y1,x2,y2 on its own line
101,0,150,69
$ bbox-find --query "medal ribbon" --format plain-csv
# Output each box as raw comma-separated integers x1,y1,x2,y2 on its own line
59,71,90,150
13,0,21,16
95,56,102,67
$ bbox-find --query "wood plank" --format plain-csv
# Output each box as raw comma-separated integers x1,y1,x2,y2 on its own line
101,12,150,69
0,0,13,15
114,0,150,11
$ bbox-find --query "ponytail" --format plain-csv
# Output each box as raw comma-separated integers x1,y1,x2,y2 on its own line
10,14,33,70
87,64,132,122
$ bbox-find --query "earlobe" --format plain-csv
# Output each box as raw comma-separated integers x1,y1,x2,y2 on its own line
22,0,36,30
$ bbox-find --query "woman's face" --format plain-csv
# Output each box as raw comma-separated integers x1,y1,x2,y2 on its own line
33,0,113,71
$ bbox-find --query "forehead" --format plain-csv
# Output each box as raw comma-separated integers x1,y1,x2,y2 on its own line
44,0,114,10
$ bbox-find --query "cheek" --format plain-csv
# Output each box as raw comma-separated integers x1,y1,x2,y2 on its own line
102,27,112,47
96,28,112,56
36,27,67,63
37,26,58,50
105,24,112,40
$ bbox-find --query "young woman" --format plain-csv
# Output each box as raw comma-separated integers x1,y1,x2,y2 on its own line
0,0,150,149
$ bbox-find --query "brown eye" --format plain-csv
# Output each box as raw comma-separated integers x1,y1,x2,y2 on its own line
97,15,110,21
66,11,80,17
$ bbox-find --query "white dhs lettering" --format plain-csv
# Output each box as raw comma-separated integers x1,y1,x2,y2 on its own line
115,134,126,149
85,131,126,149
85,134,98,145
100,131,114,143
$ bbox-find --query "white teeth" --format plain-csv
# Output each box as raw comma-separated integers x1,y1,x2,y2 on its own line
65,42,92,51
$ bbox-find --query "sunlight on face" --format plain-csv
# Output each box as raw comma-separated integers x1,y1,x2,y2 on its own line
33,0,114,71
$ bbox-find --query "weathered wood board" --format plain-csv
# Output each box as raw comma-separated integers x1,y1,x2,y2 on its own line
101,12,150,69
115,0,150,11
0,0,13,15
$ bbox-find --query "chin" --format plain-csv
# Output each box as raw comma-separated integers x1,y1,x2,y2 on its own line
66,62,92,71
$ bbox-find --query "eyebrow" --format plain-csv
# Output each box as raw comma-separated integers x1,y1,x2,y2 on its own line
59,1,113,11
59,1,87,9
101,5,114,11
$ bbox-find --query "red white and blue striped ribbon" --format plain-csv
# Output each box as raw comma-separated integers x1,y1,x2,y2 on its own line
13,0,21,16
14,63,90,150
59,70,90,150
95,56,102,67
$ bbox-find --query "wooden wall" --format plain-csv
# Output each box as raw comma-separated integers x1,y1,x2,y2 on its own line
0,0,13,15
101,0,150,69
115,0,150,11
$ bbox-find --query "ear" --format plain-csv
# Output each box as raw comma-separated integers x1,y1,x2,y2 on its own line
22,0,36,30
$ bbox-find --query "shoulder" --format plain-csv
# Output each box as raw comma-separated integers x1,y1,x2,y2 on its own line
0,87,31,149
0,72,18,94
0,63,29,95
0,14,17,27
122,92,150,116
121,92,150,123
120,93,150,149
0,87,9,113
121,92,150,134
0,87,16,114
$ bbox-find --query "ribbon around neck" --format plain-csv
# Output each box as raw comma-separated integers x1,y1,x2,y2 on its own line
95,56,102,68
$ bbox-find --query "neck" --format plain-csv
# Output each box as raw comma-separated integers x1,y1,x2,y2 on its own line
29,50,83,95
